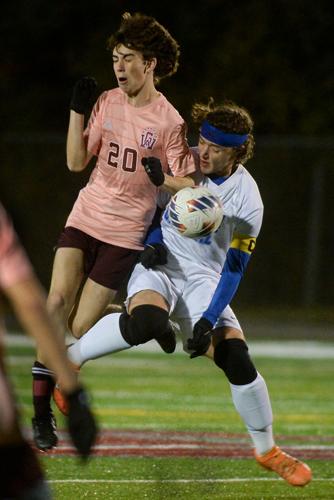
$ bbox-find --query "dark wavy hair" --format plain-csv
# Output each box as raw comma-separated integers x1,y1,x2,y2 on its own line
192,98,255,165
107,12,180,83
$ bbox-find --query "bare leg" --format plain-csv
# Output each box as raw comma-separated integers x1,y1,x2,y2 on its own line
67,290,170,366
32,247,84,448
69,277,116,338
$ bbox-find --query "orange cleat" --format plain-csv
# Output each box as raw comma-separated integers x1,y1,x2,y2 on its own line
53,384,69,416
255,446,312,486
53,359,80,416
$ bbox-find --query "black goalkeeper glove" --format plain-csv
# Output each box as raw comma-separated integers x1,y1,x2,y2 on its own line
70,76,98,114
140,243,168,269
187,317,213,358
67,386,98,460
141,157,165,187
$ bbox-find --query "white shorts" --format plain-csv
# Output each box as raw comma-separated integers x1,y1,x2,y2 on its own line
127,263,242,352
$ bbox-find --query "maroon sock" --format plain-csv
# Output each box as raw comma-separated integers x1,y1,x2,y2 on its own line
32,361,55,418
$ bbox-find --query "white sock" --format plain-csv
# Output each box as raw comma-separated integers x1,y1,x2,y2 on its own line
230,372,275,455
68,313,131,367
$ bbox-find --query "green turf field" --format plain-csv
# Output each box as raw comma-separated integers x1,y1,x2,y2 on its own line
6,339,334,499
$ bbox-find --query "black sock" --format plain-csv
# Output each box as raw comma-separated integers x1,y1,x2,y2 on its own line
32,361,55,418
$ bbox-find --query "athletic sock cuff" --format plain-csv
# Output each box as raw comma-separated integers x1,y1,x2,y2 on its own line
32,361,54,378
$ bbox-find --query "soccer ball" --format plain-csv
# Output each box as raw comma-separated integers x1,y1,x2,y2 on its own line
166,186,223,238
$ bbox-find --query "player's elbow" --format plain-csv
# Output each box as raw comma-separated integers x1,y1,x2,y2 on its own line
67,162,84,172
66,157,87,172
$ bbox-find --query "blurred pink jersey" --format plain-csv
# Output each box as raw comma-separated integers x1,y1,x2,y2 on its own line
0,205,33,290
66,88,196,250
0,204,33,348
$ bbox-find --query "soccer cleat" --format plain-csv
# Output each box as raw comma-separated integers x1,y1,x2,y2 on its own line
32,413,58,451
155,321,177,354
53,384,70,416
255,445,312,486
53,355,80,416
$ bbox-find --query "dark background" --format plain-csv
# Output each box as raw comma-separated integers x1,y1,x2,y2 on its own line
1,1,333,314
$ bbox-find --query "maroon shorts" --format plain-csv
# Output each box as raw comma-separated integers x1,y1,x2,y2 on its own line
57,226,139,290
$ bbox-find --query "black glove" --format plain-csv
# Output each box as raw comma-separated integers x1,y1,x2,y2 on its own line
140,243,167,269
142,157,165,186
70,76,98,114
187,317,213,358
67,386,98,460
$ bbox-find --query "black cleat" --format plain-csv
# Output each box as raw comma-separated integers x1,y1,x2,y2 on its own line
32,413,58,451
156,321,177,354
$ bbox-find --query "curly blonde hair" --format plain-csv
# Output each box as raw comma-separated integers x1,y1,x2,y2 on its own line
107,12,180,83
192,98,255,165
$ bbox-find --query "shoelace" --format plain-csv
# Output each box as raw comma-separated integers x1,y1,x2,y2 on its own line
270,451,299,477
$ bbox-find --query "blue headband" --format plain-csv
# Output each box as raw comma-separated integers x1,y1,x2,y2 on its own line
200,120,248,147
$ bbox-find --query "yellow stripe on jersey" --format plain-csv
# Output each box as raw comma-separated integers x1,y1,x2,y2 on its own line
230,235,257,254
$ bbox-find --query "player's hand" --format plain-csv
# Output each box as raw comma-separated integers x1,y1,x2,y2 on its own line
70,76,98,114
140,243,167,269
188,317,213,358
67,386,98,460
142,157,165,186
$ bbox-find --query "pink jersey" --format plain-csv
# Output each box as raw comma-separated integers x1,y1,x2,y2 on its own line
0,206,33,426
66,88,196,250
0,205,33,290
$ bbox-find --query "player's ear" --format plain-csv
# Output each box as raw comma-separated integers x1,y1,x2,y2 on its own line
145,58,157,73
234,144,245,162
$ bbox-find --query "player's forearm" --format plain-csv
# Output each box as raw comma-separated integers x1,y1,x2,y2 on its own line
66,111,89,172
6,279,78,393
161,173,195,194
203,248,250,325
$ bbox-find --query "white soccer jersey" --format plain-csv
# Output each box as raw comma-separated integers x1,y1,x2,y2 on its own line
127,159,263,347
161,163,263,277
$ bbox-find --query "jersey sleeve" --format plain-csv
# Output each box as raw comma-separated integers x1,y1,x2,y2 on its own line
83,91,107,156
165,122,196,177
202,174,263,325
202,247,251,326
145,220,164,246
0,205,33,289
203,211,261,326
234,181,263,238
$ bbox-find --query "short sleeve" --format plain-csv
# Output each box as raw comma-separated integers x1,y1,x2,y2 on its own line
83,91,108,156
166,123,196,177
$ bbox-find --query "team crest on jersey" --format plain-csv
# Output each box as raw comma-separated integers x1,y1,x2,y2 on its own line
140,128,158,149
103,119,113,130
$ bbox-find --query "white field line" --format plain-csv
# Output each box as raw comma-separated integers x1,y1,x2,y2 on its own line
4,334,334,358
49,478,334,484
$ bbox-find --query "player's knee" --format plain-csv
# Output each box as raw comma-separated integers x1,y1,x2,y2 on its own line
70,319,88,339
46,291,65,315
70,310,99,339
120,305,169,346
213,338,257,385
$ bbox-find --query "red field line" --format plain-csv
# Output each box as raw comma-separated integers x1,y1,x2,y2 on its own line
31,429,334,460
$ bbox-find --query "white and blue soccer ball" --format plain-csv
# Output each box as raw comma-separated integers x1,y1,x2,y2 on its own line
166,186,223,238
